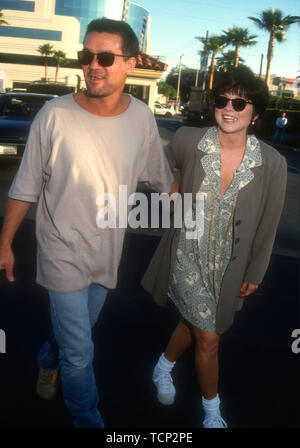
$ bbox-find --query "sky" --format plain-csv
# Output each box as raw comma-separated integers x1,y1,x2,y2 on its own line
138,0,300,80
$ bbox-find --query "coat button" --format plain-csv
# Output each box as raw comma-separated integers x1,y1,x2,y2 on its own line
235,237,240,244
235,220,241,226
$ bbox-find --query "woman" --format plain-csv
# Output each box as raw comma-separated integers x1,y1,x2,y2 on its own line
142,67,287,428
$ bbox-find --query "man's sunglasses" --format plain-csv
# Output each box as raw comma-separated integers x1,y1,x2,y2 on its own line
77,50,132,67
214,95,253,112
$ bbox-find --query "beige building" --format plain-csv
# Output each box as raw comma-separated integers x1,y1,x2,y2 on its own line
0,0,166,110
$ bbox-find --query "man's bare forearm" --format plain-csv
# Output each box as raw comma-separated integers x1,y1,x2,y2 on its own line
0,198,32,247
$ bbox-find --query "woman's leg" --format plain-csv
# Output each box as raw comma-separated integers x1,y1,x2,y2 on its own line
192,327,226,427
192,327,220,399
153,320,193,405
164,320,193,362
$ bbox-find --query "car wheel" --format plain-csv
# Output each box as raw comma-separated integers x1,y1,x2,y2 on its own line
165,112,172,118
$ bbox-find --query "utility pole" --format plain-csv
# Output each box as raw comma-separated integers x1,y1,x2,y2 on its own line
195,31,209,90
259,54,264,78
195,57,200,86
176,54,183,114
202,31,209,91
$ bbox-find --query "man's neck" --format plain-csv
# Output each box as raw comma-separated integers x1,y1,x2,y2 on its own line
73,91,131,117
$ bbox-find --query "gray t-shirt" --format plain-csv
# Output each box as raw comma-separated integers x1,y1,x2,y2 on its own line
9,94,173,292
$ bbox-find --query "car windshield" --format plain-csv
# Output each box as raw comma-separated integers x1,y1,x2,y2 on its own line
0,96,49,119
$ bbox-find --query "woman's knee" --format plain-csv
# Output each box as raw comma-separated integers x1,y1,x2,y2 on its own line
193,328,220,355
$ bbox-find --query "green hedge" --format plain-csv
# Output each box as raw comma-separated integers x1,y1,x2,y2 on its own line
268,95,300,111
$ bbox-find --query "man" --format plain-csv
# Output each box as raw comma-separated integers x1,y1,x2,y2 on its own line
0,18,174,428
272,111,288,147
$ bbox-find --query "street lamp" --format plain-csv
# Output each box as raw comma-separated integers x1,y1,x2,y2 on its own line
176,54,183,114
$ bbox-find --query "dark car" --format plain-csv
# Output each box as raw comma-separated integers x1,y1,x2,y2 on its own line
0,92,55,160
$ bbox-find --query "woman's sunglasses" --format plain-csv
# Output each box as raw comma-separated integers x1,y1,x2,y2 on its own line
214,95,253,112
77,50,132,67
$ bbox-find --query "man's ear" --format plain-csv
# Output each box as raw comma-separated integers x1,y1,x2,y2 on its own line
126,56,136,75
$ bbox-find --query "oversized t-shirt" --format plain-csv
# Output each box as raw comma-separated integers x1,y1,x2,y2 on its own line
9,94,173,292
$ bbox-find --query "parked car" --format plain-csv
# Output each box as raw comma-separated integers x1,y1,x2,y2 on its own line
154,102,176,117
27,82,75,96
0,92,55,160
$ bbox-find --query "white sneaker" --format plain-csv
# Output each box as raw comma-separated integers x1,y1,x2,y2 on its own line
203,414,228,428
152,364,176,405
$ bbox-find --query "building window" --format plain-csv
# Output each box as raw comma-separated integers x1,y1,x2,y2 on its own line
0,26,62,41
0,0,35,12
124,84,149,104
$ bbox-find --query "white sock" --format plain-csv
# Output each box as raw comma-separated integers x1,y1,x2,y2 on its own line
156,352,176,372
202,394,221,415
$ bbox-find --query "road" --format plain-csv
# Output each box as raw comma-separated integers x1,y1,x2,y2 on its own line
0,120,299,428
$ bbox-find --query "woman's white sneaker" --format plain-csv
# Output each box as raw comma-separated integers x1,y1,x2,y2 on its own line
152,364,176,405
202,414,228,428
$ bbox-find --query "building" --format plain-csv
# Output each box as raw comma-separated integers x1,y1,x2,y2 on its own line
269,76,298,98
0,0,165,109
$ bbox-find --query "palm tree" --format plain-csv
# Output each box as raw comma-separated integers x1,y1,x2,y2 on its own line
216,50,246,71
222,26,257,67
249,9,300,85
37,43,54,81
0,9,9,25
52,50,68,83
196,35,224,90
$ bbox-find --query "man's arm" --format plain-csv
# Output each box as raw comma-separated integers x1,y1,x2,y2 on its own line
0,198,32,281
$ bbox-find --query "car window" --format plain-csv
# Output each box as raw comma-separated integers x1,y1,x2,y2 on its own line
0,96,49,119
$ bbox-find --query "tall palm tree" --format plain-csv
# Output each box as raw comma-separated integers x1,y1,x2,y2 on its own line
216,50,246,71
249,9,300,85
0,9,9,25
196,35,224,90
37,43,54,81
222,26,257,67
52,50,68,83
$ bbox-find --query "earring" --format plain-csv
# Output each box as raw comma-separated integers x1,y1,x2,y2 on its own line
251,119,256,126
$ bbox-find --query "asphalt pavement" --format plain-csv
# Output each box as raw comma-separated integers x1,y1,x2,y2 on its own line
0,122,299,429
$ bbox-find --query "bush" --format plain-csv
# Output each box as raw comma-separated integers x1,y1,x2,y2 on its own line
268,95,300,111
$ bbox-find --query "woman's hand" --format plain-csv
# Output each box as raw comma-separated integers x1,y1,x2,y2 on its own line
239,281,259,297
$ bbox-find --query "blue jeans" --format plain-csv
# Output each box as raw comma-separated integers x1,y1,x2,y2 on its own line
272,128,286,146
37,283,108,428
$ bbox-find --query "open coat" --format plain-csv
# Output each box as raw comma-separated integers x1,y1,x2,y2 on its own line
141,126,287,334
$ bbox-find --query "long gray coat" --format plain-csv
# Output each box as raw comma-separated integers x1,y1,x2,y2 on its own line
141,126,287,334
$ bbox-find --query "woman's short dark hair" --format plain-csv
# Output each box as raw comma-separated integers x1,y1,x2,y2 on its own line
212,66,269,117
84,17,139,58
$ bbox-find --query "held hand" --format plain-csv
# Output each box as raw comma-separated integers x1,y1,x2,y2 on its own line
239,281,259,297
0,243,15,282
169,181,179,195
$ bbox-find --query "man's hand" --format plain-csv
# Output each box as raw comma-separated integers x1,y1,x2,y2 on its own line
0,198,32,283
0,242,15,282
239,281,259,297
169,181,179,195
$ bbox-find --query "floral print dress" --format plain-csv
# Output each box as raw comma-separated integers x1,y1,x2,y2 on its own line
168,126,262,331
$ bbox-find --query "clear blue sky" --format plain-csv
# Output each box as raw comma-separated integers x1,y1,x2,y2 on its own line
139,0,300,79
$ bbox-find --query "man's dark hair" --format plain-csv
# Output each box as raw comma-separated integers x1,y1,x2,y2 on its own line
212,66,269,118
84,17,139,58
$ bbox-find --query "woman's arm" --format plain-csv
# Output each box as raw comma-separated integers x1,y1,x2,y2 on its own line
244,155,287,284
